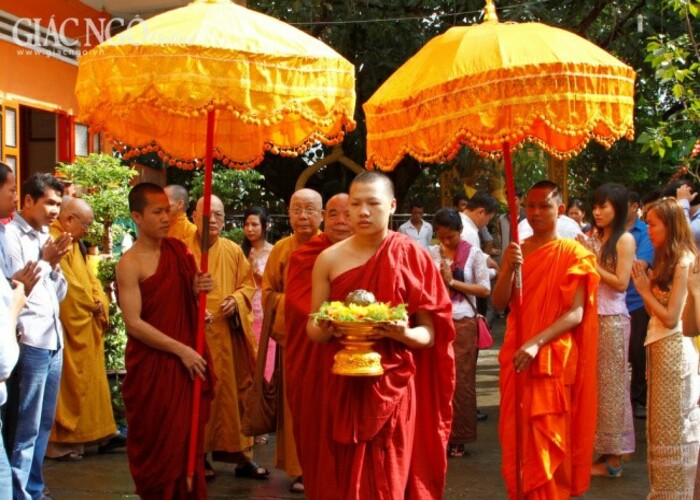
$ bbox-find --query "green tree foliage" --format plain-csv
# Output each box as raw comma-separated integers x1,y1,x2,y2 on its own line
638,0,700,180
252,1,688,203
55,154,137,253
189,164,284,214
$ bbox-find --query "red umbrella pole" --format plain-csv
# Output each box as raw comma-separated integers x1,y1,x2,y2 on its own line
503,142,524,500
187,108,216,492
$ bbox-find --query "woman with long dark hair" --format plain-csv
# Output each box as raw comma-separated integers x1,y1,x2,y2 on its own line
580,183,636,477
632,198,700,497
242,207,274,381
428,208,490,458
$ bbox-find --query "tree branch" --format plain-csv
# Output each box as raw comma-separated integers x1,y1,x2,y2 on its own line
576,0,613,37
685,7,700,62
602,0,649,48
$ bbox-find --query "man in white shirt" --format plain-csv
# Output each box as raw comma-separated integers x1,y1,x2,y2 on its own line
0,163,40,290
497,188,526,255
461,192,499,275
459,191,499,422
398,202,433,248
5,173,71,500
0,276,24,499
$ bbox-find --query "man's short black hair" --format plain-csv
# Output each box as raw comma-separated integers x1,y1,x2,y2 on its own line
21,173,64,203
641,189,662,207
0,162,12,187
433,208,463,232
662,179,700,206
466,191,498,214
129,183,166,214
628,191,641,205
452,193,469,207
529,180,563,205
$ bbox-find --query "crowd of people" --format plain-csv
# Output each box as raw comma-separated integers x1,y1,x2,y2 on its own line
3,162,700,499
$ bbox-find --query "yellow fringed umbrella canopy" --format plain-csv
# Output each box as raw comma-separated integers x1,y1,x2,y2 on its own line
75,1,356,489
363,4,635,498
76,0,356,168
364,9,635,171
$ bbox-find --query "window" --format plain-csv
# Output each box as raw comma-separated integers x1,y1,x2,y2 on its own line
75,123,89,157
4,108,16,148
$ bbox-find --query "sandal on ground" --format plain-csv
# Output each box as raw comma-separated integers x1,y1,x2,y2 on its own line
234,460,270,480
447,444,465,458
290,476,304,493
98,433,127,454
204,460,216,482
591,459,622,478
55,452,83,462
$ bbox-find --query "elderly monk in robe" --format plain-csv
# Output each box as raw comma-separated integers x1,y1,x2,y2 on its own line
493,180,599,500
285,194,353,483
165,184,196,242
306,172,455,499
116,183,214,499
262,188,323,494
46,198,123,461
185,195,268,481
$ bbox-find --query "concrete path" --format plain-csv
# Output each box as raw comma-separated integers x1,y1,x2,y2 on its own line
43,318,650,498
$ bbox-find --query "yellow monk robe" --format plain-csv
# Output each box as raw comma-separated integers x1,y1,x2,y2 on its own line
185,234,257,454
49,220,116,444
168,213,197,242
261,233,317,477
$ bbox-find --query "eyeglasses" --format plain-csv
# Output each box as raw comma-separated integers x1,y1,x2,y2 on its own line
290,207,321,216
70,213,93,230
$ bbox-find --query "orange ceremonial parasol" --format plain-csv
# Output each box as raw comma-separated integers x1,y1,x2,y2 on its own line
364,1,634,498
75,0,355,489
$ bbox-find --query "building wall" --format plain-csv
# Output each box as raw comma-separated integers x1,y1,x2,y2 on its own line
0,0,109,193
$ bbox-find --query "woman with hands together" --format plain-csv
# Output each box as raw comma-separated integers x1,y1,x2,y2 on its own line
631,197,699,498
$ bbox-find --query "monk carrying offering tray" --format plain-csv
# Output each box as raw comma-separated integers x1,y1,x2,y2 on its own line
312,290,408,376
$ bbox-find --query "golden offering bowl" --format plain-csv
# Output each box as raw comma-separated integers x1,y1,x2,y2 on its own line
331,321,384,377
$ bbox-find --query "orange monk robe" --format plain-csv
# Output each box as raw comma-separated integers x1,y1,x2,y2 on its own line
261,232,317,477
168,213,197,242
49,220,116,444
185,234,257,454
499,239,599,499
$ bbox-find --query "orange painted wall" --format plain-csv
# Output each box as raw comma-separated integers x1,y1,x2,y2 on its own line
0,0,109,112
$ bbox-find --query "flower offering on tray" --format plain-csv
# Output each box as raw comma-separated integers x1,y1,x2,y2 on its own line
312,290,408,377
314,301,408,324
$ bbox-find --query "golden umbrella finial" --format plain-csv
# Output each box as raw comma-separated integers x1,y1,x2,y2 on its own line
484,0,498,23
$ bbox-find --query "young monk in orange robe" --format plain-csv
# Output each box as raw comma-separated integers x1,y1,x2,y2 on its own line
493,180,599,499
116,183,215,499
306,173,455,499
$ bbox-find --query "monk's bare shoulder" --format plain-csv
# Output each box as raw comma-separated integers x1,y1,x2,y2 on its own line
116,241,160,283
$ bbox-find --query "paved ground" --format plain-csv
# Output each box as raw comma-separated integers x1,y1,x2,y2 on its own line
44,318,650,498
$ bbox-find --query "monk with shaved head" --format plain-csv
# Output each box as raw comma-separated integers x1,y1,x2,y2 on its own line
164,184,196,242
46,198,124,461
305,171,456,499
116,183,214,498
261,187,323,493
285,193,353,481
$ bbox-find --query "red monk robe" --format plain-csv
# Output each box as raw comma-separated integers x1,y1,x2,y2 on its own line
119,238,215,499
285,233,333,478
293,232,455,499
499,239,599,499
